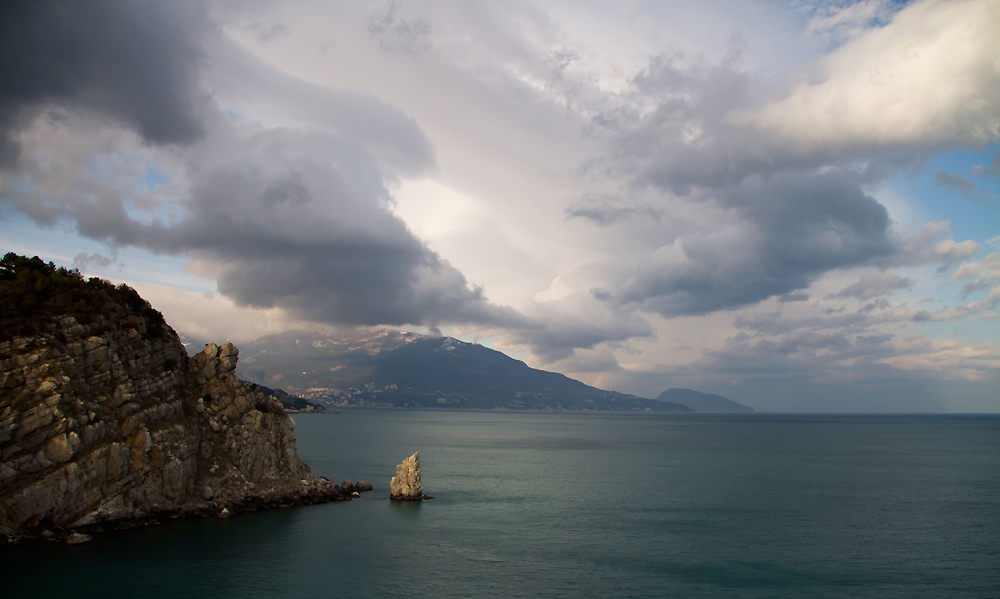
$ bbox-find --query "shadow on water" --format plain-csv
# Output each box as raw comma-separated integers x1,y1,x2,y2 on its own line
0,507,309,598
389,499,423,521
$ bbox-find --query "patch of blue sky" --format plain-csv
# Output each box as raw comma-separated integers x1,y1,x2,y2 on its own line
144,167,171,191
88,155,121,181
0,213,215,294
909,317,999,346
122,199,187,227
89,150,171,187
922,276,994,332
889,144,1000,245
900,264,1000,344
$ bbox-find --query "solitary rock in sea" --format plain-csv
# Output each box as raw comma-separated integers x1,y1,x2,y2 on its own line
65,532,92,545
390,452,423,500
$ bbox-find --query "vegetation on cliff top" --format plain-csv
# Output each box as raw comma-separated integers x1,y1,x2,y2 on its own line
0,252,170,341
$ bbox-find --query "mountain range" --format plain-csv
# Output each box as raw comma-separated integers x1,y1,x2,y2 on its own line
655,388,755,413
235,329,754,413
236,329,692,412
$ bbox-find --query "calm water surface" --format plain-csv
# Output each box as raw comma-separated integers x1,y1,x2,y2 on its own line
3,411,998,598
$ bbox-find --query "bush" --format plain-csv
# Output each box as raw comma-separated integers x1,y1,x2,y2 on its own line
0,252,171,342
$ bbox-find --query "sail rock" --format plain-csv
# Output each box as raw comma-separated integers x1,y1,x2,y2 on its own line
389,452,423,500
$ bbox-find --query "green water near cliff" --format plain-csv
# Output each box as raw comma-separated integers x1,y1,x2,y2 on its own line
3,411,999,598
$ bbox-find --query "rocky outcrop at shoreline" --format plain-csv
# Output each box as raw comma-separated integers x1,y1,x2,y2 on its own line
0,257,368,542
390,452,424,500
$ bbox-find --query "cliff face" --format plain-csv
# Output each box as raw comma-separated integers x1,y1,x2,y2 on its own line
0,310,348,539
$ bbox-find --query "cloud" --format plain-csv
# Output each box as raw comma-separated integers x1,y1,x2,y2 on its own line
889,222,981,267
541,346,623,376
1,0,995,393
960,285,1000,314
0,2,523,339
970,150,1000,177
0,0,213,165
208,39,435,176
116,279,311,349
502,292,654,362
247,22,290,43
73,251,115,272
587,52,766,195
566,195,664,226
368,0,432,55
779,292,809,303
607,171,895,317
569,20,1000,322
734,309,869,336
693,316,1000,385
805,0,898,44
951,251,1000,298
564,7,995,327
738,0,1000,152
5,110,524,332
935,170,977,196
874,335,1000,381
831,271,913,300
951,251,1000,282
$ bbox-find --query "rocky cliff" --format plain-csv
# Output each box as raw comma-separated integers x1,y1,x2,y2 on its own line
0,254,357,541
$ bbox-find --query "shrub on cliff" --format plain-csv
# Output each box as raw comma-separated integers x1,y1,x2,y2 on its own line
0,252,169,341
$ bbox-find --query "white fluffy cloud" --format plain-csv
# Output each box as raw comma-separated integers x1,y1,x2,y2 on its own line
741,0,1000,152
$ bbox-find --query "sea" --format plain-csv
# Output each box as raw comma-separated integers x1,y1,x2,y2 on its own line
2,410,998,599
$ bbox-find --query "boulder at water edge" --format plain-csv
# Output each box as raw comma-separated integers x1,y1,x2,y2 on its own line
389,452,423,500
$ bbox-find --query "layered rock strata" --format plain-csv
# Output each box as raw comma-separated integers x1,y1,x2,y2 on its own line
0,312,364,542
389,452,423,500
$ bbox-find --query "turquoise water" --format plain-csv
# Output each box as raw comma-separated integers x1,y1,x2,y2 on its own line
3,411,999,598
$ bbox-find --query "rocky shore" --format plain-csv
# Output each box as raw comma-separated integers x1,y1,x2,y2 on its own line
0,264,370,543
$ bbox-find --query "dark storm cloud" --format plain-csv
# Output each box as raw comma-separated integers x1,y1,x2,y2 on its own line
935,170,976,195
0,0,212,165
8,118,523,330
572,47,989,319
208,39,435,176
0,1,524,336
610,171,895,317
586,54,764,195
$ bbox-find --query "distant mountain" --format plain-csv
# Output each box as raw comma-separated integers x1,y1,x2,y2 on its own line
655,388,754,413
237,329,692,412
257,384,324,412
236,328,421,391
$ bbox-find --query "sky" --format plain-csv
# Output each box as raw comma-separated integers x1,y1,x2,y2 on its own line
1,0,998,412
